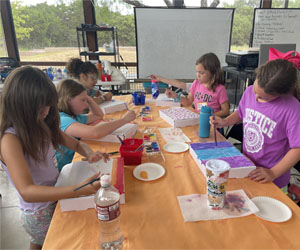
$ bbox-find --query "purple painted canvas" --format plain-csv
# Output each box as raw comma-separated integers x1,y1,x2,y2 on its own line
190,141,253,169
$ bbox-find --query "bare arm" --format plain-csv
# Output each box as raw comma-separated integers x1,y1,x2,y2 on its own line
151,74,187,90
210,111,242,128
60,131,109,163
65,110,136,139
248,148,300,184
103,92,113,101
0,133,101,203
180,92,194,106
93,90,113,104
86,95,104,122
214,101,230,118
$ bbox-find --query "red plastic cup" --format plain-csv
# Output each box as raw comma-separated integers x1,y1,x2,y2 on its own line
101,74,106,81
106,75,112,81
119,139,143,165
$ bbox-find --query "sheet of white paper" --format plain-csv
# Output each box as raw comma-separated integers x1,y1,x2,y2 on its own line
177,189,259,222
159,127,191,143
55,159,113,187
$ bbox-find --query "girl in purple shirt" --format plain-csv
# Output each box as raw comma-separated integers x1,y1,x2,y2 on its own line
151,53,229,117
212,59,300,189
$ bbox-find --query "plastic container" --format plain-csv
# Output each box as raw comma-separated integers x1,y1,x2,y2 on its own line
205,160,230,209
95,175,123,250
132,92,145,105
199,105,213,138
119,139,144,165
151,80,159,99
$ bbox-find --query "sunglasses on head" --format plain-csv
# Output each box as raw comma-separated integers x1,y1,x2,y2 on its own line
87,74,97,80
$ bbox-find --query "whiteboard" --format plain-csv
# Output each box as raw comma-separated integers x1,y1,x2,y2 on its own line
135,8,234,79
252,8,300,49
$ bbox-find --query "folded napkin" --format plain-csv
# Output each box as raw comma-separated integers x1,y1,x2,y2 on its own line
158,127,191,143
177,189,259,222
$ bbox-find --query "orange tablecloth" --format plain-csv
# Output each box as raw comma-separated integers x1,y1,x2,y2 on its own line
43,95,300,249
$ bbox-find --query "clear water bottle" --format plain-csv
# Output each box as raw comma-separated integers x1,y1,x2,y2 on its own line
95,175,123,250
151,80,159,99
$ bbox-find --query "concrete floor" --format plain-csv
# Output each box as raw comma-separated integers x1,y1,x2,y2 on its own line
0,170,30,250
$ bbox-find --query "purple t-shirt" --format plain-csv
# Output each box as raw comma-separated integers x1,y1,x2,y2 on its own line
237,85,300,188
0,128,59,211
189,79,228,113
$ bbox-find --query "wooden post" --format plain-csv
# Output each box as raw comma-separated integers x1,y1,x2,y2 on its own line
0,0,20,61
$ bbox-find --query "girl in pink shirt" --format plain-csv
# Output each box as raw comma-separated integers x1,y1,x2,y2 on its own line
151,53,229,117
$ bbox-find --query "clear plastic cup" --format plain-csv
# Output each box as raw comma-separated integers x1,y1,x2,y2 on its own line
205,159,230,209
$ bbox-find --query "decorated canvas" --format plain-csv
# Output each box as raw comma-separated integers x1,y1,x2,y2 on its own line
159,107,199,127
189,141,255,178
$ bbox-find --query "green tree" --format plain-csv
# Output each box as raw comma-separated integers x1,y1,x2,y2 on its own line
224,0,260,47
11,0,33,41
95,2,135,46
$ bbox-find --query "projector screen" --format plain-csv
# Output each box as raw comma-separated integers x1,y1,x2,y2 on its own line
135,7,234,79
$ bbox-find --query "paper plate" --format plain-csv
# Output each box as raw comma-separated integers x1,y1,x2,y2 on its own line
251,196,292,223
163,142,189,153
133,163,165,181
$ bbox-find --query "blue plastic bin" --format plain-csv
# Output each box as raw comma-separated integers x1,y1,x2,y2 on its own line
132,92,146,105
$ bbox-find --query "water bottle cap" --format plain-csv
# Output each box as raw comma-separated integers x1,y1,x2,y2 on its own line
100,174,111,186
201,105,212,113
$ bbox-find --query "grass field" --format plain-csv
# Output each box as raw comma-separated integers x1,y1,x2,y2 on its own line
19,47,137,62
19,45,248,62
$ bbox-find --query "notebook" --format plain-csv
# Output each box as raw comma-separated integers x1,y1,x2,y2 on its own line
259,43,296,66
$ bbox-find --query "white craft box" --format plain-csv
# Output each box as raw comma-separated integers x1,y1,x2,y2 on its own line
155,94,181,107
159,107,199,128
98,100,127,114
56,158,125,212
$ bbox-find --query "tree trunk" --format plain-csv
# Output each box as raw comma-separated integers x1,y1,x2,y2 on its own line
210,0,220,7
121,0,146,7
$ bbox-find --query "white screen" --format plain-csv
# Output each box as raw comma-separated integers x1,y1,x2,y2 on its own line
135,8,234,79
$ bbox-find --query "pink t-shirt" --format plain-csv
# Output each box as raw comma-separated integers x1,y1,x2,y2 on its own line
189,79,228,113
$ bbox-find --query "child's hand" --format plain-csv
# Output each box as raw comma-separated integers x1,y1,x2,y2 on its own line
209,116,225,128
76,172,101,194
150,74,160,81
165,88,177,99
104,92,113,101
87,151,110,163
248,167,276,183
122,110,136,123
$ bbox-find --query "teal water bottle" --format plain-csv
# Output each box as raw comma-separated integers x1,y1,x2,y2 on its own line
199,105,213,138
